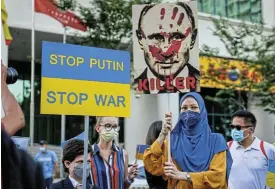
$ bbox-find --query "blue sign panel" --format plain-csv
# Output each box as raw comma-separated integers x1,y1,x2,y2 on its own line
42,41,131,84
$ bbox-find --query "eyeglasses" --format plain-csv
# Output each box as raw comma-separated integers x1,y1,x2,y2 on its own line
229,124,252,131
99,124,120,132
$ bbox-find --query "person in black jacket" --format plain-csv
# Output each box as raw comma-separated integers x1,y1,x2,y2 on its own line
1,127,46,189
50,139,99,189
144,121,168,189
1,63,45,189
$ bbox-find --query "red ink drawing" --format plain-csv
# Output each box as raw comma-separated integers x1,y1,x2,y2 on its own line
150,78,155,90
148,28,191,62
156,79,165,90
176,77,185,89
138,79,148,91
177,13,184,25
185,27,191,37
160,8,165,20
165,77,174,90
171,7,178,20
137,77,196,91
186,77,196,89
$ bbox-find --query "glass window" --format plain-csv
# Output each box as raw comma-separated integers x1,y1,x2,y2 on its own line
198,0,262,23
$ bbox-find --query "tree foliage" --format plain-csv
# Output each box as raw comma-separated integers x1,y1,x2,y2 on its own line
59,0,161,84
201,18,275,114
58,0,160,47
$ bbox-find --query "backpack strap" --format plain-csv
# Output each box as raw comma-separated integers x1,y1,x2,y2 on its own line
260,140,268,160
228,141,233,149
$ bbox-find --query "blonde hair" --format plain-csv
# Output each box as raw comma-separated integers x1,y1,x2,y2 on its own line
96,116,119,125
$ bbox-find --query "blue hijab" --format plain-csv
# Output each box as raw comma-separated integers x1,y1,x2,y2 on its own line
171,92,232,180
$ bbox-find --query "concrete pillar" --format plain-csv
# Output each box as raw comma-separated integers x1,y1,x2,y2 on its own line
248,97,275,143
262,0,275,27
157,93,180,129
124,91,158,162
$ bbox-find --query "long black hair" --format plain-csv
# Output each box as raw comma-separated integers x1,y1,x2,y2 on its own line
146,121,163,145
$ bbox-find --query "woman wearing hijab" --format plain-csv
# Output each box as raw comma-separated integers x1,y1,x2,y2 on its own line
143,92,232,189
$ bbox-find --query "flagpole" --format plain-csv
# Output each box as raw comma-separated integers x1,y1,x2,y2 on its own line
30,0,35,146
60,26,67,179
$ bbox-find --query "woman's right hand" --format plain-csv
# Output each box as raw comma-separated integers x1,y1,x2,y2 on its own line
157,112,172,147
161,112,172,136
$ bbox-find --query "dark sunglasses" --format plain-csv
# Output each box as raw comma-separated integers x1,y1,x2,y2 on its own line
229,124,252,130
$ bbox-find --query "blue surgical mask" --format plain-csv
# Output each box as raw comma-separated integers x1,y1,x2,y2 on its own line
180,110,200,127
40,147,46,152
231,128,250,142
73,162,90,179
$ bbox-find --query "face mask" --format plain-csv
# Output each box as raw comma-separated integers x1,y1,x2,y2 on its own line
180,110,200,127
231,128,250,142
101,129,117,142
40,147,46,152
73,163,90,180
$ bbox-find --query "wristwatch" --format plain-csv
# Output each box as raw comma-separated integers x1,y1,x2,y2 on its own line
186,172,192,183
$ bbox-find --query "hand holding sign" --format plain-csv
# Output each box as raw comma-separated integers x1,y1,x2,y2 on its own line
162,112,172,136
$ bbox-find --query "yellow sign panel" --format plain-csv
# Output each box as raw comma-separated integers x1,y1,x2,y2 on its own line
200,56,262,89
41,77,130,117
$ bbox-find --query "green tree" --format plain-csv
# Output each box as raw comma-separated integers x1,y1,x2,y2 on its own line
57,0,161,142
59,0,161,85
201,18,275,114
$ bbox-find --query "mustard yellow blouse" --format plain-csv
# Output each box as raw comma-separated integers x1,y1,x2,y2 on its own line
143,139,228,189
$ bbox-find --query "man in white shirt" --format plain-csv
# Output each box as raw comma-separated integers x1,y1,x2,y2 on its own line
50,139,99,189
228,110,275,189
133,3,199,94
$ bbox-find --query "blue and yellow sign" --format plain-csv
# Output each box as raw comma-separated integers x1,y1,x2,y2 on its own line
41,41,131,117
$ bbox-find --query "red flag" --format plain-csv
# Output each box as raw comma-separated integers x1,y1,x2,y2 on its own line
35,0,87,31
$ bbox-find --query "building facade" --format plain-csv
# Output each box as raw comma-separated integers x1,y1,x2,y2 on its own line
2,0,275,162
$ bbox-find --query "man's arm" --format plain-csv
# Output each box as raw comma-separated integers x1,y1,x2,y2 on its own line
1,64,25,135
52,151,58,176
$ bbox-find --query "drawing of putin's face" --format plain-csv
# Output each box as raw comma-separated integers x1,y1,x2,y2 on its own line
136,3,197,79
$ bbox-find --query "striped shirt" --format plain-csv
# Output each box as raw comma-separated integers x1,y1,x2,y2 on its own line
90,143,125,189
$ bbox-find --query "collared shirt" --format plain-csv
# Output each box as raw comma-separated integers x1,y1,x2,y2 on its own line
229,137,275,189
35,150,57,179
69,175,79,188
90,143,126,189
147,67,189,94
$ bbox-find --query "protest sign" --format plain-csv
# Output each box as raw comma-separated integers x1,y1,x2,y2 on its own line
132,2,199,94
40,41,131,117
